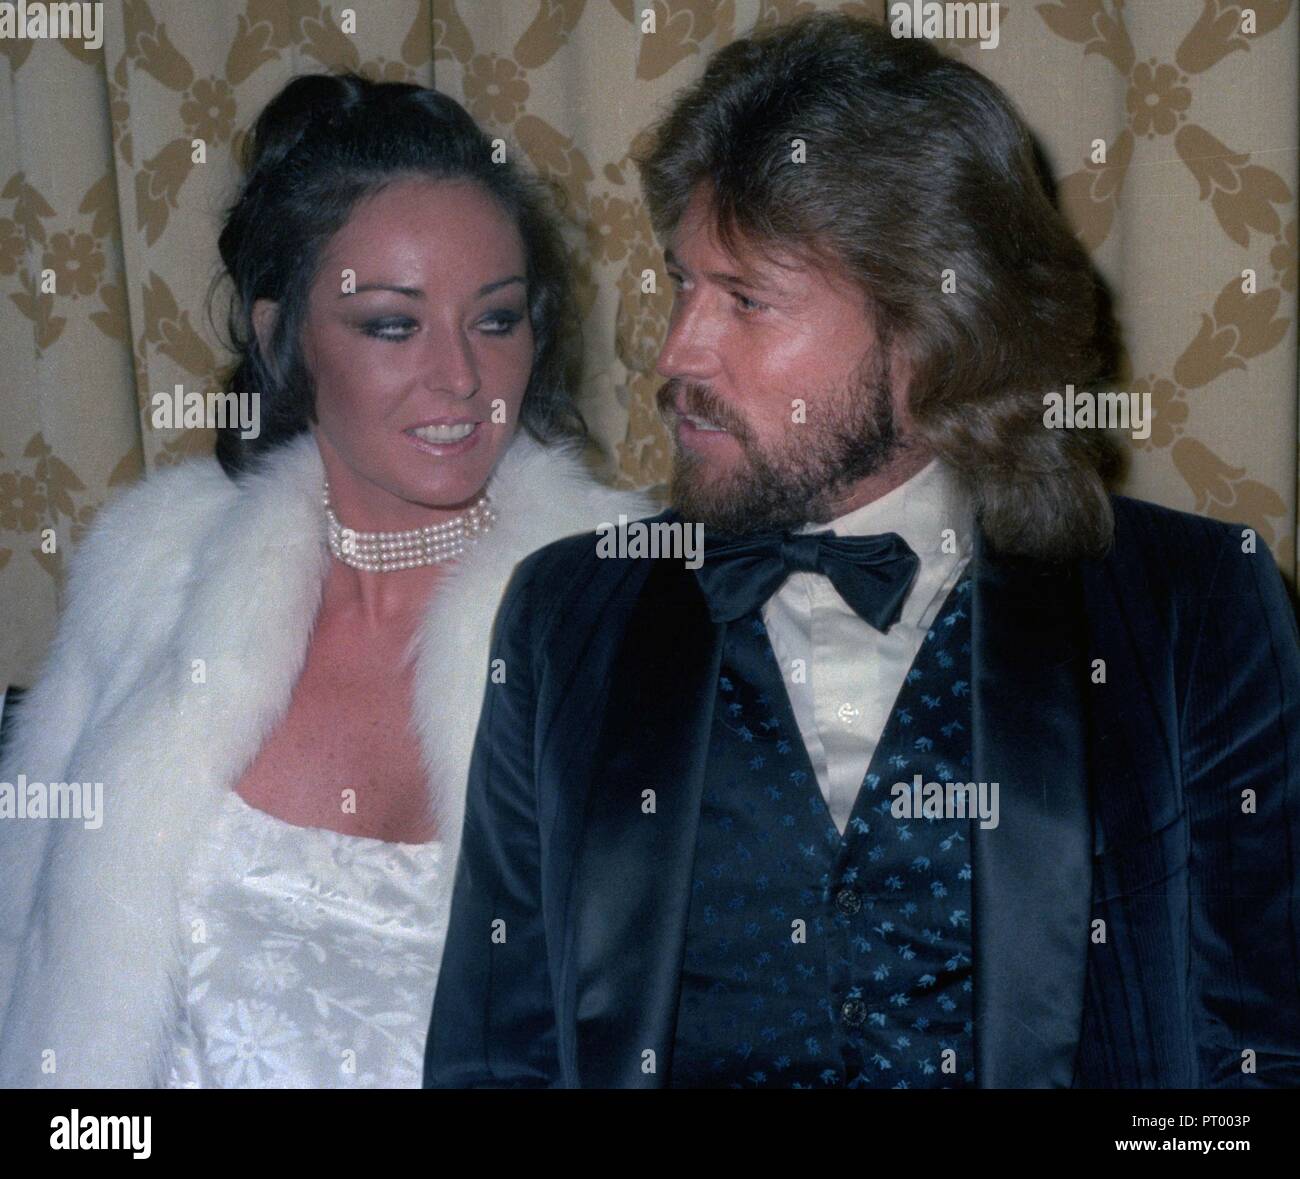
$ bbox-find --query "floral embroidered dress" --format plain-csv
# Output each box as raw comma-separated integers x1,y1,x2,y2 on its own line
166,789,446,1088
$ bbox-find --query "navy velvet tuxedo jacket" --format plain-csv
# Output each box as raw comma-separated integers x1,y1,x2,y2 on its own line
424,495,1300,1088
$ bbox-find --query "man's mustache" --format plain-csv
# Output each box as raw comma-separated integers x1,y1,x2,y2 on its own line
655,380,749,441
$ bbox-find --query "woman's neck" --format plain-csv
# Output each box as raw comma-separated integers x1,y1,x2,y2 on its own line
320,557,449,630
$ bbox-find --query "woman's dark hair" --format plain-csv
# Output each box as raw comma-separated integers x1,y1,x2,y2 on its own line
635,13,1122,561
213,72,586,474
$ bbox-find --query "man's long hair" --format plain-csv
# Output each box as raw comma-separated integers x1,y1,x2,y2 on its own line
635,13,1121,561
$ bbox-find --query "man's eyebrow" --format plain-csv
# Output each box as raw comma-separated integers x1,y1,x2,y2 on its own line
339,275,526,299
663,248,772,292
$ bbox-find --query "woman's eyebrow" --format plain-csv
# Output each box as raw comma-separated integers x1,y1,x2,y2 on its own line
476,275,526,296
340,275,526,299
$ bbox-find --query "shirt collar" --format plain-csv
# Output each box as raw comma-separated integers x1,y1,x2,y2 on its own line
797,457,973,561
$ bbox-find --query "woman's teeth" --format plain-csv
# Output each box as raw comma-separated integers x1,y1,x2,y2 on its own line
411,422,476,443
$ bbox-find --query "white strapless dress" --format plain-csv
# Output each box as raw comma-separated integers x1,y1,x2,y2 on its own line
165,789,447,1088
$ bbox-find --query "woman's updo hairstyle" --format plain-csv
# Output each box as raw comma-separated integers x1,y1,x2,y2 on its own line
214,72,586,474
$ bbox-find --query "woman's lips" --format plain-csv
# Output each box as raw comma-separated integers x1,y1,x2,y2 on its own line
403,421,482,455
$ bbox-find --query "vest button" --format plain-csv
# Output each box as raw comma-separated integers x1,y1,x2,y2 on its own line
840,998,868,1027
835,886,862,915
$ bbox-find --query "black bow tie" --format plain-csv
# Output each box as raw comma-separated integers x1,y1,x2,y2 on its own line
692,529,920,632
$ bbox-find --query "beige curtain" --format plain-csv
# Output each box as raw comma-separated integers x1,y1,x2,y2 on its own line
1,0,1296,690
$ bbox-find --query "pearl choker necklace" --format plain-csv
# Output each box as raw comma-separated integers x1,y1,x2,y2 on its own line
323,481,496,572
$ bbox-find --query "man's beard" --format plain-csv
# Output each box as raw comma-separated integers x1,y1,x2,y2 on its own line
656,346,903,535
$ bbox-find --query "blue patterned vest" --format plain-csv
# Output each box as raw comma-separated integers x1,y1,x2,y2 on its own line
670,574,976,1088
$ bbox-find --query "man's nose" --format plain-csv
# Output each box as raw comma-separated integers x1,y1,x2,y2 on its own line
655,302,718,383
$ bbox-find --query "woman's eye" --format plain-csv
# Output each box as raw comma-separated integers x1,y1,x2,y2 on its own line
480,310,524,335
361,317,417,341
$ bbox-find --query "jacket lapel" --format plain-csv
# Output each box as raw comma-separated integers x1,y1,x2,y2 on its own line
409,433,655,892
569,537,722,1087
969,529,1093,1087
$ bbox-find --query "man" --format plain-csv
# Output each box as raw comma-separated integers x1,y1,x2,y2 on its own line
425,14,1300,1088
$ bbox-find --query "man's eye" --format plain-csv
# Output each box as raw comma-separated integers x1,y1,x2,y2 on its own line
480,310,524,335
361,317,417,341
733,291,766,313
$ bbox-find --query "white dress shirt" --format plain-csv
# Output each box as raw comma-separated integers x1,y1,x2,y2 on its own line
761,458,974,834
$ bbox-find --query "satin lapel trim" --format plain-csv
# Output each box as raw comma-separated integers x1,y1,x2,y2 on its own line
970,530,1093,1088
568,553,723,1088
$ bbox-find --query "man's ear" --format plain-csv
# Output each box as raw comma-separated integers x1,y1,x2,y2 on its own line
251,298,279,370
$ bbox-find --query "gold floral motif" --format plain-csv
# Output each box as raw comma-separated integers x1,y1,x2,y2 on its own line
586,195,638,264
0,473,47,533
0,218,23,276
134,138,196,246
124,0,196,91
1036,0,1134,74
635,0,737,80
359,58,417,83
463,54,530,126
1175,0,1293,74
433,0,474,64
1172,437,1287,548
1126,60,1191,138
615,236,673,374
615,370,674,489
181,78,237,146
141,272,218,379
514,0,588,69
1177,124,1292,248
514,114,595,218
1057,129,1133,250
42,231,105,299
1131,376,1188,452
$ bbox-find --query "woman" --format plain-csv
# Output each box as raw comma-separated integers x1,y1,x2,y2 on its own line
0,74,651,1088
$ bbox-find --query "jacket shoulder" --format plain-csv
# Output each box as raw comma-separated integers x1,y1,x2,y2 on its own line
1108,493,1242,552
1089,494,1286,634
508,506,676,627
516,505,676,574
